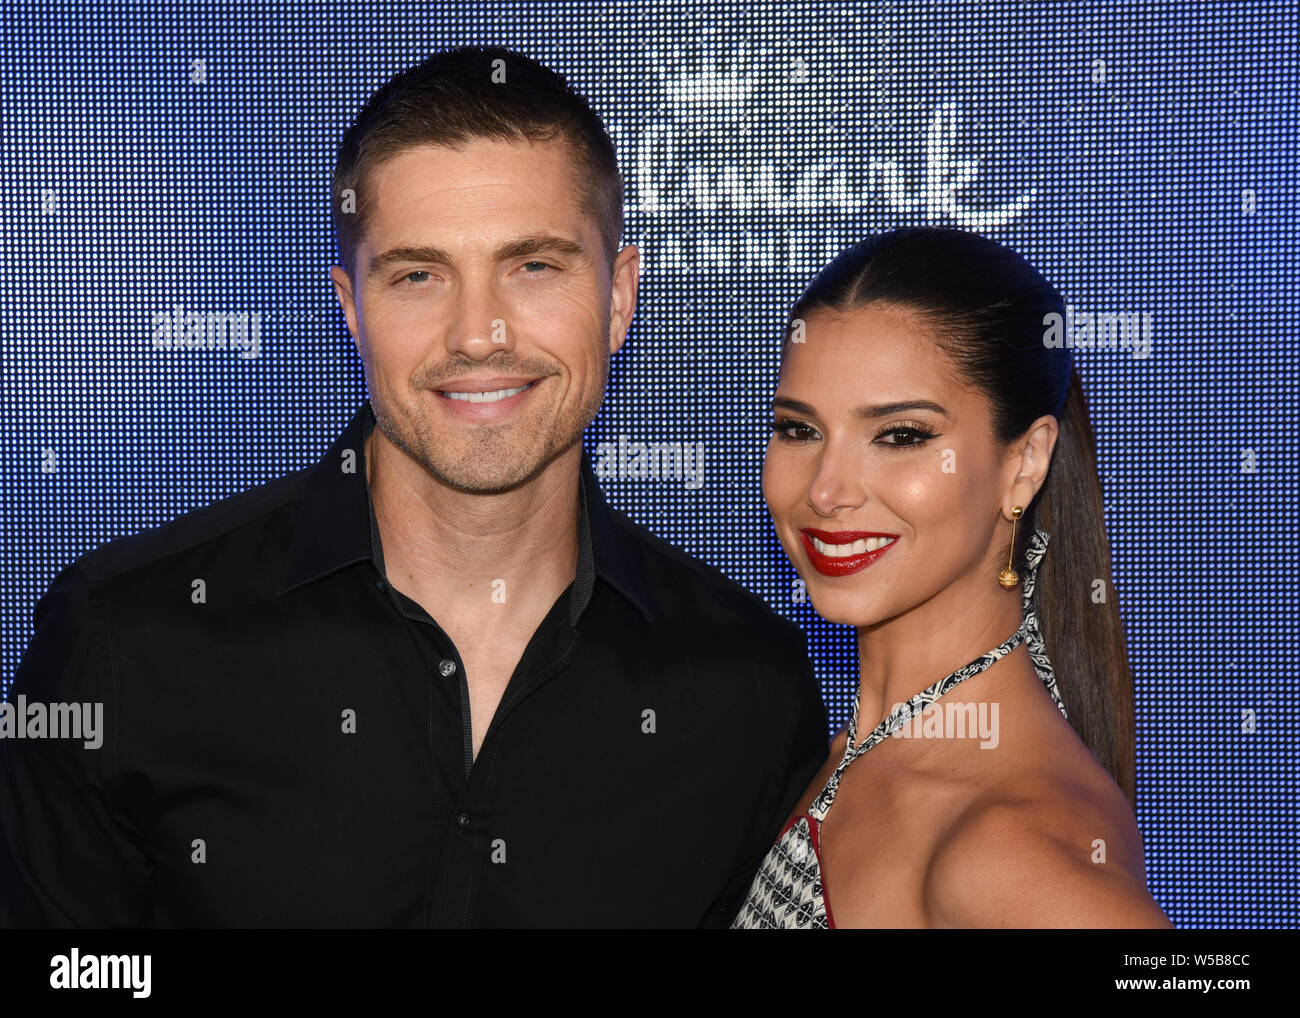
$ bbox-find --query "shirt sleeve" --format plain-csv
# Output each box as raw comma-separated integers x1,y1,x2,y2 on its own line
697,629,829,928
0,560,153,928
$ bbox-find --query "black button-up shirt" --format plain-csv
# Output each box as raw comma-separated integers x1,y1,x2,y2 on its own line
0,401,828,928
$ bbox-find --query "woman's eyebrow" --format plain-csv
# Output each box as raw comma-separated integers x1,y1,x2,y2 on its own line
853,399,949,419
772,396,949,418
771,396,817,415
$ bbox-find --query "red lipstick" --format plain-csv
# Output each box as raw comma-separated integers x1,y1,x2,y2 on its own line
800,528,899,577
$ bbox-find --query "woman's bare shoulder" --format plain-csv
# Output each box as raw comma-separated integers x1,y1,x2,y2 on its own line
921,773,1171,928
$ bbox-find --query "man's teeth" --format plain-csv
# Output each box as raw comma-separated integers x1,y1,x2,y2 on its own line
811,535,896,557
443,384,531,403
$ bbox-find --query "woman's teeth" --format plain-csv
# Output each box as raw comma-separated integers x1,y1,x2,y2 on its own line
444,384,531,403
810,535,896,557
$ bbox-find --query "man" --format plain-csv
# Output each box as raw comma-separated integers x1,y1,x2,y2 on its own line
0,45,828,928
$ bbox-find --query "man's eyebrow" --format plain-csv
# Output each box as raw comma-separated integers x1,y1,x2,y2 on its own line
771,396,950,419
496,234,588,260
366,234,589,278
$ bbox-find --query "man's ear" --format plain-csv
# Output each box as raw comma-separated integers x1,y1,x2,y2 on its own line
1001,414,1059,518
608,243,640,356
329,264,360,348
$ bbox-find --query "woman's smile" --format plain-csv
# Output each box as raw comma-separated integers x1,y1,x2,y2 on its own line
800,529,899,576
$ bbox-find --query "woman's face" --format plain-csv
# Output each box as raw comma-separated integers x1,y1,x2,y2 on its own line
763,302,1020,627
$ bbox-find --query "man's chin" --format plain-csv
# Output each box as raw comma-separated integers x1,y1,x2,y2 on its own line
428,465,543,495
374,398,593,494
420,441,572,495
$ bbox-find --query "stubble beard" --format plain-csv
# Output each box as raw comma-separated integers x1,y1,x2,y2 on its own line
371,361,608,495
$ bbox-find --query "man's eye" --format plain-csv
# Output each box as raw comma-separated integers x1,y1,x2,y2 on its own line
520,261,555,273
400,271,431,285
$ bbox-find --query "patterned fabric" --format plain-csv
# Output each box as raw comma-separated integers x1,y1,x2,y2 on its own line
731,528,1065,930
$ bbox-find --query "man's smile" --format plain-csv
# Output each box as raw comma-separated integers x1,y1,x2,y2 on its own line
431,377,542,420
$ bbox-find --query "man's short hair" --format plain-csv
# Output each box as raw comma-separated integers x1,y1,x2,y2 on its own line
331,45,624,279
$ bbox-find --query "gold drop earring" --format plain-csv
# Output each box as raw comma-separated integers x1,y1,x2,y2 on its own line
997,506,1024,589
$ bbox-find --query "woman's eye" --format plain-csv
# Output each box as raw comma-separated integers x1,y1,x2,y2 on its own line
768,418,819,442
875,426,936,446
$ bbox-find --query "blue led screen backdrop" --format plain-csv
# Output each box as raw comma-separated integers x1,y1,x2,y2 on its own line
2,1,1296,928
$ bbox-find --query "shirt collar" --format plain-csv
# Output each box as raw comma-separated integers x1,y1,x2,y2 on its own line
276,400,653,624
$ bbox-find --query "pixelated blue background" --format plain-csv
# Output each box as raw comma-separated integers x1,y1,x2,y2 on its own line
2,1,1295,928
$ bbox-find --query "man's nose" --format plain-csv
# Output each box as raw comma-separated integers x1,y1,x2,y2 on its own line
444,272,513,359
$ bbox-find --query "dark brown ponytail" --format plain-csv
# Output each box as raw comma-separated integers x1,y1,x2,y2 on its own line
1029,370,1136,803
784,226,1137,805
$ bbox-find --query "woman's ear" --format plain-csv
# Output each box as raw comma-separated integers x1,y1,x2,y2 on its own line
1001,414,1059,517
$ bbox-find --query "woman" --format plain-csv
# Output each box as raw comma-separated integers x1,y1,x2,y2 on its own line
733,227,1171,929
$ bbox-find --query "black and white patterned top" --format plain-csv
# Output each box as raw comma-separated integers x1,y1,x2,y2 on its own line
731,528,1067,929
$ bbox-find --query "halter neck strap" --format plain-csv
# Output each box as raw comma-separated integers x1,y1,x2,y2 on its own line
1018,527,1067,715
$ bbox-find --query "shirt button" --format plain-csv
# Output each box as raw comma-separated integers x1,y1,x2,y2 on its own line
455,811,470,830
439,659,457,677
